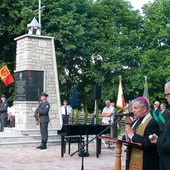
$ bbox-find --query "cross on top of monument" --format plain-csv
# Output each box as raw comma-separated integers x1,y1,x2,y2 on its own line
27,0,45,35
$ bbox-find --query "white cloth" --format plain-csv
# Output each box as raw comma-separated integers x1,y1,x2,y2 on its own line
131,112,151,129
101,106,115,124
7,106,16,116
61,105,72,115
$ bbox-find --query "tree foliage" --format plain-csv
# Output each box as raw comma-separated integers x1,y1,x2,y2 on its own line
0,0,170,109
0,0,37,102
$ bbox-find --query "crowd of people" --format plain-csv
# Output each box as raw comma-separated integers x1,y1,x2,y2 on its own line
1,81,170,169
97,82,170,170
122,82,170,170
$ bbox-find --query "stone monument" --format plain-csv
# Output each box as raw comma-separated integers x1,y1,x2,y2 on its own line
14,34,62,130
1,3,62,146
12,17,62,132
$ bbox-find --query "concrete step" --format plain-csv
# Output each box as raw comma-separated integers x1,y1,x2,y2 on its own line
4,127,58,136
0,134,60,142
0,135,61,147
0,139,60,148
0,127,61,147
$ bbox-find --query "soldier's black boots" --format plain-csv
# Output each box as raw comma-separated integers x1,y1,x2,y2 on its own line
36,142,43,149
40,141,47,150
40,144,47,150
36,141,47,149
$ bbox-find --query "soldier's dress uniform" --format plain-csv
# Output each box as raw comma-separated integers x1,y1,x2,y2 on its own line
34,92,50,149
0,94,8,132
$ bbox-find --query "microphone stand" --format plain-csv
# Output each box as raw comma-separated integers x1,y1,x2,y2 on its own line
70,117,123,170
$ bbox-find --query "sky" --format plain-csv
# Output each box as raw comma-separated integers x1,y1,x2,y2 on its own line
128,0,154,11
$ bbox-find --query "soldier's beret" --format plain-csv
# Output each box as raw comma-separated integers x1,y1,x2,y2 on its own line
41,92,48,97
1,94,6,98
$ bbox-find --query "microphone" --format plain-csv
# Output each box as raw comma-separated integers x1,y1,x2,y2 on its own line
114,112,133,117
149,135,154,141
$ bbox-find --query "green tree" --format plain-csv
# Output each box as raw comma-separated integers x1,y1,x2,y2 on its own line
41,0,144,110
42,0,93,103
1,0,170,110
84,0,143,103
138,0,170,104
0,0,37,101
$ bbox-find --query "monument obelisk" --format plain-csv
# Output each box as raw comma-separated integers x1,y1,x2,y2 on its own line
12,6,62,132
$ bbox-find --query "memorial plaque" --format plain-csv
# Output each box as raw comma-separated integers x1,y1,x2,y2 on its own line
15,70,44,101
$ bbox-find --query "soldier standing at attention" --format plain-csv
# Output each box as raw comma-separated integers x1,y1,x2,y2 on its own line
34,92,50,150
0,94,8,132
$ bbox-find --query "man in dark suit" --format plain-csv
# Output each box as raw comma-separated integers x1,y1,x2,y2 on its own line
151,81,170,170
0,94,8,132
152,101,161,116
34,92,50,149
157,102,170,134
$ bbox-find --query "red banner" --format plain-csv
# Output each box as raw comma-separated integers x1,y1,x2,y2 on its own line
0,65,14,86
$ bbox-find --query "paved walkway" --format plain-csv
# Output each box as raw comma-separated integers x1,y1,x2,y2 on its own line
0,142,126,170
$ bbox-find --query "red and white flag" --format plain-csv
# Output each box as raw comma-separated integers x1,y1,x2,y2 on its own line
116,76,126,113
116,76,133,123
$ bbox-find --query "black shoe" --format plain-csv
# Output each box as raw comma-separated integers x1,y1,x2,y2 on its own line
40,145,47,150
36,144,43,149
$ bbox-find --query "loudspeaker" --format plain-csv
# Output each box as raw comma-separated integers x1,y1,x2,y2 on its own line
93,84,101,100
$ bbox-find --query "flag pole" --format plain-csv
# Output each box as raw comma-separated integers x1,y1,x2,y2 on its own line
94,99,97,122
143,76,149,100
144,76,147,84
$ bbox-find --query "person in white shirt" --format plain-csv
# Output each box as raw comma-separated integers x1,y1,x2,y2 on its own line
61,100,72,124
101,100,115,139
7,102,16,127
101,100,115,124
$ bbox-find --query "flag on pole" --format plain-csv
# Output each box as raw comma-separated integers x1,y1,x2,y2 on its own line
143,76,149,100
116,76,133,123
116,76,126,113
0,65,14,86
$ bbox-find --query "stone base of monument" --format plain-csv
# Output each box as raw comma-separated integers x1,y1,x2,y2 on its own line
0,128,60,147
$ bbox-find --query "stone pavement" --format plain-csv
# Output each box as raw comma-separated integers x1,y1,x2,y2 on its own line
0,142,126,170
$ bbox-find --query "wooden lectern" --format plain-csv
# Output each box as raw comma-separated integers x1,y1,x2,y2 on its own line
99,136,141,170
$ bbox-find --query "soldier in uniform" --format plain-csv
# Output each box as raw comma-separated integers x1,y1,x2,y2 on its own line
0,94,8,132
34,92,50,149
